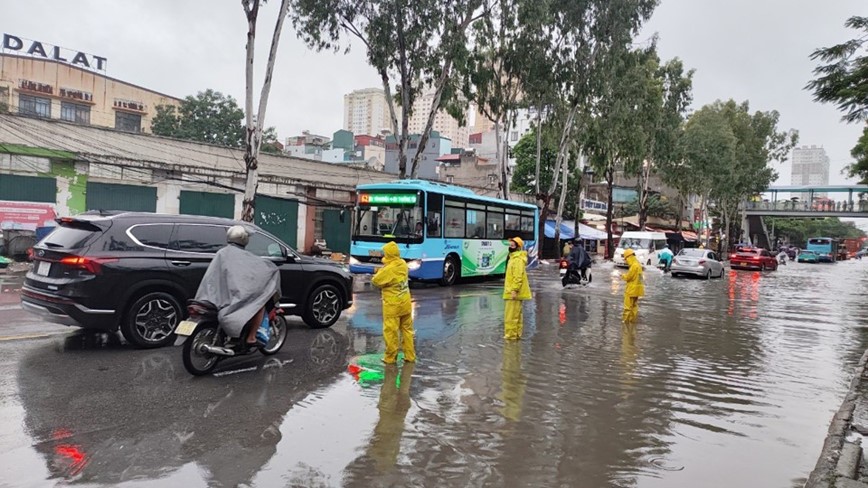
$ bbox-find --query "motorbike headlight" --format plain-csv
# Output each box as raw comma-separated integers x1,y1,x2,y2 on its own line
407,259,422,271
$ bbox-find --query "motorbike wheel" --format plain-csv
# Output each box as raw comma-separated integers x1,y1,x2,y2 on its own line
260,316,288,356
182,323,221,376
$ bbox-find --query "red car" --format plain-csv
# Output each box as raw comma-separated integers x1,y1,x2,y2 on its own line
730,247,778,271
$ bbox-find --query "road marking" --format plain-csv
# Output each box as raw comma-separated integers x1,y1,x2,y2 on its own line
0,304,22,311
0,333,54,342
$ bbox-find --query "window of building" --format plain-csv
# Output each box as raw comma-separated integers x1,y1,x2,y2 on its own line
61,102,91,125
511,131,519,141
19,94,51,118
488,174,498,185
115,111,142,133
446,175,454,184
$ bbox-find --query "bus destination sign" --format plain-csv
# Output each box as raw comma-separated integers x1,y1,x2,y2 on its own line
359,193,417,205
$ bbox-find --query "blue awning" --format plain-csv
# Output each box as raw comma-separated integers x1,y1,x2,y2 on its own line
544,220,608,240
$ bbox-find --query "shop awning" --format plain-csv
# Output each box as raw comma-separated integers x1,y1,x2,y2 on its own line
681,231,698,241
544,220,609,240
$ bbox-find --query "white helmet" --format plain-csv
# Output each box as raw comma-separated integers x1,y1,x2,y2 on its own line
227,225,249,247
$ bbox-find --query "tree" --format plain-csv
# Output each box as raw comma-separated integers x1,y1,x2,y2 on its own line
511,129,581,220
241,0,292,222
849,127,868,183
766,217,865,247
151,90,281,154
291,0,484,179
806,16,868,124
616,194,678,220
151,89,245,146
682,100,798,252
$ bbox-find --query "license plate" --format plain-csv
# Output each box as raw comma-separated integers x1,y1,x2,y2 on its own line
36,261,51,276
174,320,198,336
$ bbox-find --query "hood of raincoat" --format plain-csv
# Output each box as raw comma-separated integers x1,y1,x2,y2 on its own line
382,241,401,263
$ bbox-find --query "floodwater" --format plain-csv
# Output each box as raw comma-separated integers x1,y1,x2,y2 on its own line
3,259,868,487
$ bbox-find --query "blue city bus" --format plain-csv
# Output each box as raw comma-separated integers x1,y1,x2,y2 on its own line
349,180,539,285
806,237,839,263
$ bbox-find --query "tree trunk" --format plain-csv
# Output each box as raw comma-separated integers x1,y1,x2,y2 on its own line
241,0,290,223
675,193,684,230
605,166,615,260
574,154,583,239
534,104,542,198
538,194,552,258
494,122,504,194
500,116,510,200
638,161,651,231
554,156,569,246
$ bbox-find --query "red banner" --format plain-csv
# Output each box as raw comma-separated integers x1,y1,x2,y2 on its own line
0,201,57,230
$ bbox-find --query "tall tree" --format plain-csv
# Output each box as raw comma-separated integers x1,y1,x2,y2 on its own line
241,0,291,223
807,16,868,182
806,16,868,123
152,90,245,146
510,129,581,219
291,0,484,179
151,90,281,152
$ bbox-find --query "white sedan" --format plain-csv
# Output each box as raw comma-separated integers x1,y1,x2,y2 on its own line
670,248,725,279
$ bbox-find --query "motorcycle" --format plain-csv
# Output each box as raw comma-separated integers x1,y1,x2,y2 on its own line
560,258,592,287
174,300,289,376
778,253,788,266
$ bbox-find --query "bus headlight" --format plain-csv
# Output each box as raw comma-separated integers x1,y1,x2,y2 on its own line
407,259,422,271
349,256,360,266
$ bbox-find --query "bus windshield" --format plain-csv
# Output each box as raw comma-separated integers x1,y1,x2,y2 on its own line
619,238,651,250
354,198,423,241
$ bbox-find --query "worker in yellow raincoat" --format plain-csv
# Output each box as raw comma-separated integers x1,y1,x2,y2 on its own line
503,237,532,340
372,241,416,364
620,248,645,323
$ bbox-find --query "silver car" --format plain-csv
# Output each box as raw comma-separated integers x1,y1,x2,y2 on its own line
670,248,725,279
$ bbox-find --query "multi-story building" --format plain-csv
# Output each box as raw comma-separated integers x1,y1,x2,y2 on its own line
384,131,452,180
407,91,470,147
0,36,181,133
437,151,500,191
343,88,393,137
791,145,830,197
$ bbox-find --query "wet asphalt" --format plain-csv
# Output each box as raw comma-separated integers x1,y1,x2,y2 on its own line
1,259,868,487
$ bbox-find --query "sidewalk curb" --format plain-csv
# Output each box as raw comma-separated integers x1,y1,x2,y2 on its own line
805,348,868,488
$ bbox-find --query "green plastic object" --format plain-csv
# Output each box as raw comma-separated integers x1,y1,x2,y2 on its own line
348,352,406,387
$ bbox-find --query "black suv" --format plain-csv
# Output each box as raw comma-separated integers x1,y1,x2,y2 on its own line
22,212,354,348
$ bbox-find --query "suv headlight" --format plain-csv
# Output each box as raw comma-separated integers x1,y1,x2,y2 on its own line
407,259,422,271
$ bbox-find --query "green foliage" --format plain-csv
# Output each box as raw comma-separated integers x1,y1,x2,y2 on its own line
846,126,868,184
766,217,866,247
510,129,582,219
806,16,868,123
151,90,279,150
616,194,678,220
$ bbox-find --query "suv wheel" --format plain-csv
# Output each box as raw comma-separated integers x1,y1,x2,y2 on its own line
121,291,181,348
303,284,342,329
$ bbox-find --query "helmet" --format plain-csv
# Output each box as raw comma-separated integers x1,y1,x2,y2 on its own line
573,237,582,245
510,237,524,249
623,248,636,259
227,225,250,247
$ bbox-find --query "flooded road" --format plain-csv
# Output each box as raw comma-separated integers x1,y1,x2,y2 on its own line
2,260,868,487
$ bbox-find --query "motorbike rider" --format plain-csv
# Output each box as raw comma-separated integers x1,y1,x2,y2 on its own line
195,225,281,350
658,244,674,273
566,238,591,282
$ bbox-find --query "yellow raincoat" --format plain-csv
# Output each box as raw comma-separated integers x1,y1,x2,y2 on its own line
372,242,415,363
502,240,531,340
620,251,645,323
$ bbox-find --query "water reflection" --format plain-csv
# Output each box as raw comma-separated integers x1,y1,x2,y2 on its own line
498,342,525,422
17,328,348,486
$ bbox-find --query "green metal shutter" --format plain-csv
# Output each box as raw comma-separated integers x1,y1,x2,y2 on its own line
86,182,157,212
322,208,351,254
179,191,235,218
0,174,56,203
255,195,299,249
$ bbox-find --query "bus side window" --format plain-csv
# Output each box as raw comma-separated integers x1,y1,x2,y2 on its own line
445,204,465,238
427,192,443,238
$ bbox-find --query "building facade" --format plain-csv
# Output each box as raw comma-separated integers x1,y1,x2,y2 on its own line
407,91,470,147
384,132,452,180
791,145,830,197
343,88,392,137
437,152,500,190
0,53,181,134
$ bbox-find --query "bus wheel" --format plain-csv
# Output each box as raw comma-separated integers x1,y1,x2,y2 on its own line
439,256,459,286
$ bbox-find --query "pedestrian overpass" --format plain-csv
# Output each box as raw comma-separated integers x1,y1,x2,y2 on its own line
744,184,868,218
740,184,868,250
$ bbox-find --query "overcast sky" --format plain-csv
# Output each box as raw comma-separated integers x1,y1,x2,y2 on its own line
3,0,865,189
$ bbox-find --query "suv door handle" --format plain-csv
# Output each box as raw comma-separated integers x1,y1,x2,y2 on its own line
171,261,192,267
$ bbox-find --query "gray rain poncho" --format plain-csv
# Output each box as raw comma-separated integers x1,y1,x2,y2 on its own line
194,244,281,338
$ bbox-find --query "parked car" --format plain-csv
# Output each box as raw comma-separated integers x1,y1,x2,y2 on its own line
21,212,354,348
670,248,725,279
797,250,820,263
730,247,779,271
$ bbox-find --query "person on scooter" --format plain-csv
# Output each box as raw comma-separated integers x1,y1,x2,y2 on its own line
195,225,282,351
566,238,591,283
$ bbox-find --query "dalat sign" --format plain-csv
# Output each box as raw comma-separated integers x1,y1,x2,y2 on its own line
2,34,107,71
